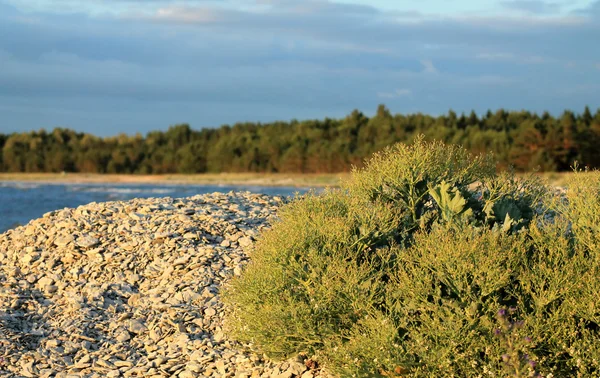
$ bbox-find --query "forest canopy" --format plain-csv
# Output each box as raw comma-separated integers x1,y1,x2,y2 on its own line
2,105,600,174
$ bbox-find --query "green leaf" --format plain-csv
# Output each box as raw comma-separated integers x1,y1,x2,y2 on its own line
429,181,473,223
501,213,515,233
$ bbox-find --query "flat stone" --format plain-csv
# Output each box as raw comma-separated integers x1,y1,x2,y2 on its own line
129,212,146,220
77,235,100,248
38,276,55,288
116,331,131,342
97,359,116,369
179,370,195,378
129,319,148,334
0,192,324,378
287,361,307,376
22,251,40,264
46,339,61,348
215,360,227,375
54,235,74,247
204,308,217,317
154,232,172,240
45,285,58,293
238,236,253,247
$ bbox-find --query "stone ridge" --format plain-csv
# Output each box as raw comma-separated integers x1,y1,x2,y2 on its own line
0,192,329,378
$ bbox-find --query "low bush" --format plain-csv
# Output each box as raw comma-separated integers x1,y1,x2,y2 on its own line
223,137,600,377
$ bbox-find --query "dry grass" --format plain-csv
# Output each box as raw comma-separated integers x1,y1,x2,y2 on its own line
0,171,591,188
0,172,348,187
529,171,597,187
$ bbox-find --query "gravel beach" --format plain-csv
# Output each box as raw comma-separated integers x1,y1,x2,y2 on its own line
0,192,330,378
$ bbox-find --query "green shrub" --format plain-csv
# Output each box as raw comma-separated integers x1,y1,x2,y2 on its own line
223,138,600,377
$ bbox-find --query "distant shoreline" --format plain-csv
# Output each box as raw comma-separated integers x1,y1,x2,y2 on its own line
0,173,346,187
0,172,586,188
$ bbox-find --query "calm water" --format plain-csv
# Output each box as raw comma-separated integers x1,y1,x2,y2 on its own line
0,182,315,233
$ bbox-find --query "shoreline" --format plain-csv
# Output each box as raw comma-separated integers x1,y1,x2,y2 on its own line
0,171,589,188
0,173,347,188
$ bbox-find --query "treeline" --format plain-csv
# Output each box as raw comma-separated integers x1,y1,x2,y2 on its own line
2,105,600,174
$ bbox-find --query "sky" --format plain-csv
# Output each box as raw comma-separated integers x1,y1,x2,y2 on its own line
1,0,599,136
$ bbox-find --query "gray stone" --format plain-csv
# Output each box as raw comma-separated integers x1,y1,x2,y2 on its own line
77,234,100,248
54,235,74,247
215,360,227,375
178,370,195,378
204,307,217,317
238,236,253,247
38,276,55,288
0,192,335,378
287,361,307,376
129,319,148,334
116,331,131,342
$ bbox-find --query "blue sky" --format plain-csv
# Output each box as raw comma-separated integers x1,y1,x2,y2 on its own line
1,0,599,135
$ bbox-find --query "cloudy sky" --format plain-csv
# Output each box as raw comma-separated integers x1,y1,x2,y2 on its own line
1,0,599,135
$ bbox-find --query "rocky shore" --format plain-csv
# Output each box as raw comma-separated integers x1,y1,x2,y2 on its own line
0,192,330,378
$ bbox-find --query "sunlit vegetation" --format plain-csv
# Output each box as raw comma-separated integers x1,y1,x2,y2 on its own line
224,138,600,377
2,105,600,174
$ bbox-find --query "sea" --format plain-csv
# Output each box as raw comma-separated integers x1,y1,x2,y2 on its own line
0,182,316,233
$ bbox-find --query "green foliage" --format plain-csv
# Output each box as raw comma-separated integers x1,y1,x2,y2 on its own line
224,139,600,377
344,136,496,238
428,180,473,223
479,171,548,233
382,225,530,377
223,190,400,358
2,106,600,173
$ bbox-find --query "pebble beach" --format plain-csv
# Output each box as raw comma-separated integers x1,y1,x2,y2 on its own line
0,192,329,378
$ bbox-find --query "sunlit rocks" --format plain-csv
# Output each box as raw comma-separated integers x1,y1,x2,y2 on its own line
0,192,330,377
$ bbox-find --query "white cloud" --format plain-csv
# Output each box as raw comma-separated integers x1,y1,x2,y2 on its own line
467,75,517,86
572,0,600,17
450,13,589,28
499,0,562,14
522,55,547,63
153,6,223,23
476,52,516,60
377,88,413,98
475,51,548,64
1,0,599,134
395,88,412,96
421,59,438,74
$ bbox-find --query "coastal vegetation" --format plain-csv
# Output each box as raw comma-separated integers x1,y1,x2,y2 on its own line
2,105,600,174
224,137,600,377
